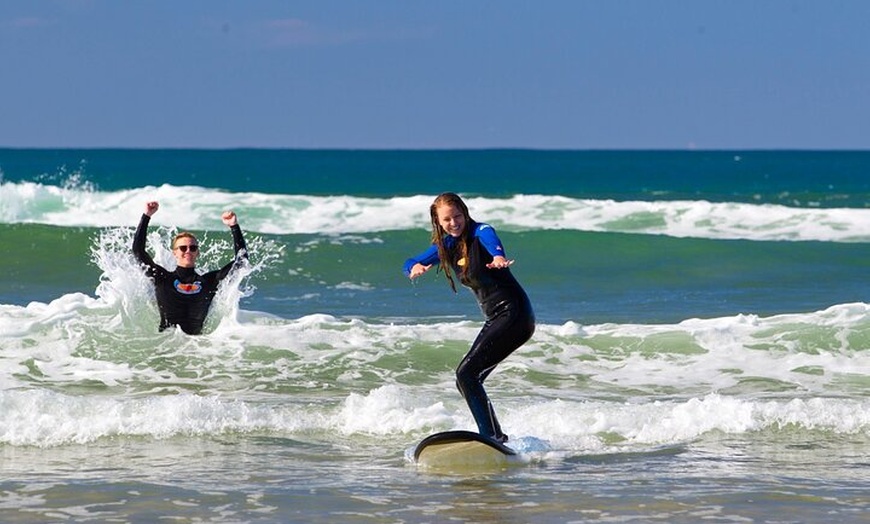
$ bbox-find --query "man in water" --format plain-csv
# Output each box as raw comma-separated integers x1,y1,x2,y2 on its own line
132,201,248,334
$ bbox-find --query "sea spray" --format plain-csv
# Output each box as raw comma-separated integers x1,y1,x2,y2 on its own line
90,224,284,334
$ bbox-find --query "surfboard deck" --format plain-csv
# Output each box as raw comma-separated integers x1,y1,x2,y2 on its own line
413,430,517,470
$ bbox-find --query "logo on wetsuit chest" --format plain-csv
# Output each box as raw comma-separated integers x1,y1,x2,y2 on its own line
174,279,203,295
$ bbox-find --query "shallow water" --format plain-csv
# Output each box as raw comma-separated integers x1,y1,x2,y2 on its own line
2,148,869,522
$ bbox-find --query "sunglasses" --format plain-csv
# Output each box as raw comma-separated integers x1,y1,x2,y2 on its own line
175,244,199,253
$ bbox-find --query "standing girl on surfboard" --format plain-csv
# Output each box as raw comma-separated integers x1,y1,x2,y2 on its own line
403,192,535,443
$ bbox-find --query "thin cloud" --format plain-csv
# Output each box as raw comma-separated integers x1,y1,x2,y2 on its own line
8,16,58,29
264,18,312,45
261,18,435,48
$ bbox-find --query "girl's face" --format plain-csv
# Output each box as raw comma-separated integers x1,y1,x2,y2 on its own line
436,204,466,238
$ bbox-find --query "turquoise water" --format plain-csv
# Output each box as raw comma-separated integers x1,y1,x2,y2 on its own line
3,148,869,203
1,149,869,522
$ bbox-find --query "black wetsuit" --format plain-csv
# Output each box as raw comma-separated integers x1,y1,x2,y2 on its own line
132,214,248,335
404,222,535,442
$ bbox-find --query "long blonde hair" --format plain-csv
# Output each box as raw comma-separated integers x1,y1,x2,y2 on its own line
429,192,474,293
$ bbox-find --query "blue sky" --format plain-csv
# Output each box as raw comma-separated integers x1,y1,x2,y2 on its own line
2,1,868,149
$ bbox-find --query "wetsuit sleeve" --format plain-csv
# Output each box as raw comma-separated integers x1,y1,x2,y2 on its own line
132,214,162,276
402,244,440,277
475,223,507,258
216,224,248,281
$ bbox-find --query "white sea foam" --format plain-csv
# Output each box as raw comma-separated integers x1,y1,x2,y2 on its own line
2,181,869,241
2,376,868,450
2,285,868,448
1,211,867,449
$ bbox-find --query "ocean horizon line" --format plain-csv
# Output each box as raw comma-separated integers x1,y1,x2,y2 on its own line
3,146,870,153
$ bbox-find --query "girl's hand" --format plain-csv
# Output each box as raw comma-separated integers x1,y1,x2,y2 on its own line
486,256,514,269
409,263,433,279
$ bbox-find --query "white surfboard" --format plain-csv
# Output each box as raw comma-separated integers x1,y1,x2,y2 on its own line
414,430,517,470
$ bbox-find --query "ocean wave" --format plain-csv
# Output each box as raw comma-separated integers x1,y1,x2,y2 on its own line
2,286,868,392
2,383,868,449
2,181,869,242
3,235,869,449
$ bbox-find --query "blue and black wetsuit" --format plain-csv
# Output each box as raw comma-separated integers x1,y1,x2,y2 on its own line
404,222,535,442
132,214,248,335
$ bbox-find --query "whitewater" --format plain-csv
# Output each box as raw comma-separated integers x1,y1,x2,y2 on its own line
1,149,868,522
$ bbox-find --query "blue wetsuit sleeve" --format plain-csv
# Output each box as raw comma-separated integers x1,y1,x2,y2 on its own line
475,223,507,258
403,244,440,276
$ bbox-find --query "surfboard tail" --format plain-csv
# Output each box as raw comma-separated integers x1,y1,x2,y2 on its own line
413,430,518,470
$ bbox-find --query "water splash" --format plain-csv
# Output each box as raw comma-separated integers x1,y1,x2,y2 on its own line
89,224,284,334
